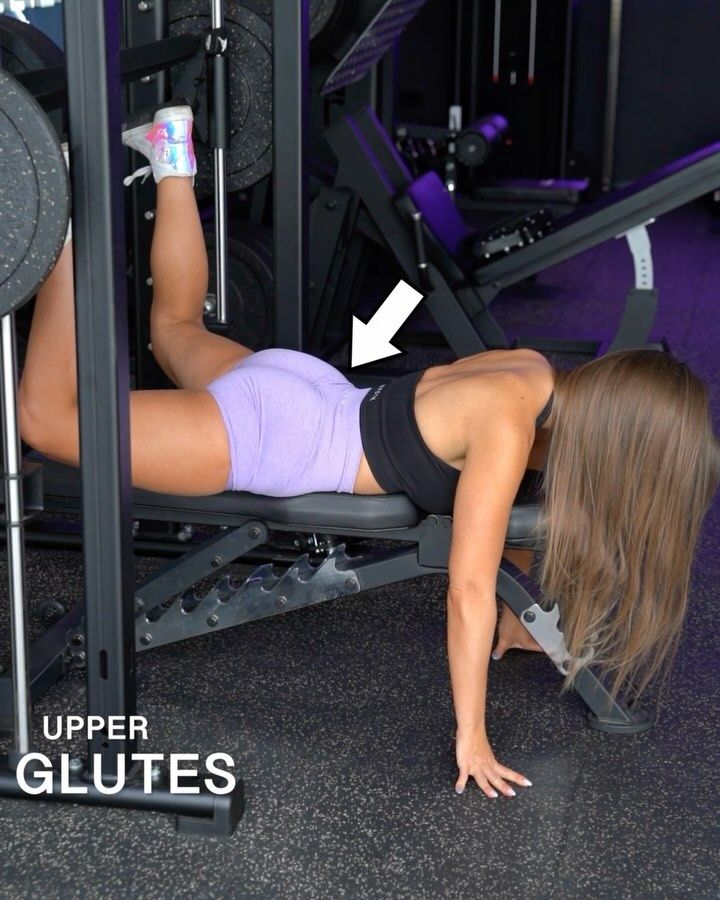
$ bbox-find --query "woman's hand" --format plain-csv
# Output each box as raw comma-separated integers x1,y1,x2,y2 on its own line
492,601,543,659
455,729,532,797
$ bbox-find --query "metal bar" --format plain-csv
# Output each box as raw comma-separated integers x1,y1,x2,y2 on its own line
470,0,481,118
497,560,653,730
377,48,396,136
559,0,575,178
453,0,463,105
0,757,243,836
0,604,86,736
620,222,654,290
474,141,720,290
272,0,309,349
491,0,502,85
528,0,537,85
62,0,137,776
135,522,266,613
0,314,31,759
15,35,201,112
211,0,229,324
355,547,441,592
601,0,624,191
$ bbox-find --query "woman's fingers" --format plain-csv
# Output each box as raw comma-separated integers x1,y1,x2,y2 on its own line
495,763,533,787
457,760,533,796
455,766,469,795
470,770,499,799
485,769,517,797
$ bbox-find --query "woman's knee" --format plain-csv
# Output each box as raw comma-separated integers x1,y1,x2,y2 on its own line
18,388,76,459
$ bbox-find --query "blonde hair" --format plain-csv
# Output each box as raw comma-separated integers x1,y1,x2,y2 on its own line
534,349,720,704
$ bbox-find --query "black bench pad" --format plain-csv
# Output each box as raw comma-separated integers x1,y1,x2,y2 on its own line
31,454,542,538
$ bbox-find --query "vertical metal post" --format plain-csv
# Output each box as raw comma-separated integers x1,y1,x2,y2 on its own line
272,0,309,350
558,0,574,178
211,0,229,325
0,313,31,761
527,0,537,85
376,48,396,136
601,0,623,191
453,0,463,107
63,0,137,775
491,0,502,85
470,0,482,118
125,0,171,389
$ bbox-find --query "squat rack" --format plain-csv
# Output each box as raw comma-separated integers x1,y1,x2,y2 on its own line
0,0,313,836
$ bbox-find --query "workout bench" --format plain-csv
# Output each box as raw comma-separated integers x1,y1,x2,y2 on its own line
0,453,654,740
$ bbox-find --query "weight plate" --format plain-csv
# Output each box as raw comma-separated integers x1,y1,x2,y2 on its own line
0,14,64,73
169,0,273,194
0,15,64,136
309,0,355,54
230,221,273,265
237,0,352,44
205,227,274,350
0,69,69,316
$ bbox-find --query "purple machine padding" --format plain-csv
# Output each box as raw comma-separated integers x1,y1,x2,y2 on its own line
406,171,474,257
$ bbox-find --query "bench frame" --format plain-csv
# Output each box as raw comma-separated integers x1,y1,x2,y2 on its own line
1,472,655,739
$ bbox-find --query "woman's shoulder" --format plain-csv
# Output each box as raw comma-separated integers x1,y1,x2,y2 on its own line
415,350,554,466
421,348,553,412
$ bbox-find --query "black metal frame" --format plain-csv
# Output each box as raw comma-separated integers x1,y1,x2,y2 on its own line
272,0,309,350
0,0,243,836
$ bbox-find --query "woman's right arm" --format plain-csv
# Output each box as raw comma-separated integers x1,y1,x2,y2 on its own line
448,411,536,797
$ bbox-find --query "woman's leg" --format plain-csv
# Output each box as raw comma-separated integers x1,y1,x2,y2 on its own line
18,176,251,495
148,176,253,390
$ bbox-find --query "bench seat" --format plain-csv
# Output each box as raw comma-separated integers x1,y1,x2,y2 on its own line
30,454,543,539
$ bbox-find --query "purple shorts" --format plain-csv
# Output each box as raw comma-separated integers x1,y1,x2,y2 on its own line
206,349,370,496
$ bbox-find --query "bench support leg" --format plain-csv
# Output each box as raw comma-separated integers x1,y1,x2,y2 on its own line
135,542,444,653
498,559,655,733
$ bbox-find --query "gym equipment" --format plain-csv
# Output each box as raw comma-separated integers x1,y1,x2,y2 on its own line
204,225,274,350
455,114,509,168
13,454,656,739
167,0,384,195
320,0,430,96
0,68,69,316
394,113,586,215
309,106,720,359
471,207,554,265
169,0,273,195
0,0,244,836
0,13,63,75
455,0,574,180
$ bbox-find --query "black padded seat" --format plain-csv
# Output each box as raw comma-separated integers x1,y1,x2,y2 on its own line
32,455,423,530
30,454,542,538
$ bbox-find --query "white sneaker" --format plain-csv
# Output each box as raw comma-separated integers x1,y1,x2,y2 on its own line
122,103,197,187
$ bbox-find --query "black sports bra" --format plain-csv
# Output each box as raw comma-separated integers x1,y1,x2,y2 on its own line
359,371,553,514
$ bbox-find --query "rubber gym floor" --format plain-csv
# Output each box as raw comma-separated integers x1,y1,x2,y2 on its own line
1,204,719,899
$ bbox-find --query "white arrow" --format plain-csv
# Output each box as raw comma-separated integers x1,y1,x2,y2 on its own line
350,280,425,368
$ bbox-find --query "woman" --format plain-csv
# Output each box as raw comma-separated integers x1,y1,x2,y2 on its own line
19,106,720,800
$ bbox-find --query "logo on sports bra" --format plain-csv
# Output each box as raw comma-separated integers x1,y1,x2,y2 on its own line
368,384,386,402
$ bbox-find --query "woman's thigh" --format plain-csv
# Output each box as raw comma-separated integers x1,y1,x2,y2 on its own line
128,389,231,494
38,389,232,496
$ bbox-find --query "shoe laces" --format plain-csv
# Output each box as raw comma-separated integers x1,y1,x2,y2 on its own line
123,165,153,187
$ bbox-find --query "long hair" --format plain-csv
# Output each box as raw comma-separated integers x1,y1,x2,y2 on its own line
534,349,720,703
